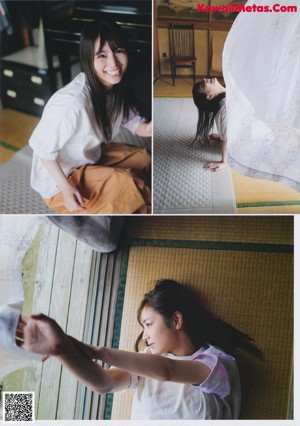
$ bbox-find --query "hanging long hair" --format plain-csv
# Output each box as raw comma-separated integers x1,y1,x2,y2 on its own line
80,20,138,141
135,279,263,360
191,82,226,145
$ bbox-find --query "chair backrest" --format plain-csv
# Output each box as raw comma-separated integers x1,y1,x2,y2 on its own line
169,23,195,58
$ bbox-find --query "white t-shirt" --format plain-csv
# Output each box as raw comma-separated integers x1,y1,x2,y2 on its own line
214,98,227,142
129,345,241,420
29,72,144,198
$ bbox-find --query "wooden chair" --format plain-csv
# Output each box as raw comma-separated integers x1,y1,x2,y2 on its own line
169,23,197,86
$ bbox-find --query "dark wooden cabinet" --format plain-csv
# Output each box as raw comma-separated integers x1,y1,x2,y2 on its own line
1,47,52,116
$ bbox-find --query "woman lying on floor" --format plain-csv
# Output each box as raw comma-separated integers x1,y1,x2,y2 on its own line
29,20,151,214
18,279,262,420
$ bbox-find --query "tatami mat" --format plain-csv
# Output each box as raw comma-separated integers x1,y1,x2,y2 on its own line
154,77,194,97
126,216,293,244
232,168,300,214
153,98,236,213
0,106,39,165
111,217,293,420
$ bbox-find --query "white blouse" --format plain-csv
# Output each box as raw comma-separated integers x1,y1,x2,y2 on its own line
29,73,144,198
129,345,241,420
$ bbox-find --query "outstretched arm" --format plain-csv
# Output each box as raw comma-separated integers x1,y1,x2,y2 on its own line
73,344,211,386
20,314,211,388
19,314,130,394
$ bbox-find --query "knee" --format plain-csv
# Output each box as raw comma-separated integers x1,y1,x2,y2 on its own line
137,148,151,169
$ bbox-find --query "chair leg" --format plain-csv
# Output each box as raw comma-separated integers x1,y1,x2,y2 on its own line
193,63,196,86
170,60,175,86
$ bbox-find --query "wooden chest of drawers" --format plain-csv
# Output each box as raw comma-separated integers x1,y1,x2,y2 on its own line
1,47,53,116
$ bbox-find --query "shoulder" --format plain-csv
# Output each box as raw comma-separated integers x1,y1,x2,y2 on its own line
193,345,238,375
41,74,92,124
194,345,235,362
193,346,239,398
45,73,90,112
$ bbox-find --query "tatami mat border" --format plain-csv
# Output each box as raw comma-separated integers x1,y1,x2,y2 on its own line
238,201,300,208
0,140,20,151
104,246,130,419
126,238,293,254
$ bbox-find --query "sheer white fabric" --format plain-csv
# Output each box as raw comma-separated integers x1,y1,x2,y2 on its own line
223,0,300,190
0,216,123,379
0,217,42,378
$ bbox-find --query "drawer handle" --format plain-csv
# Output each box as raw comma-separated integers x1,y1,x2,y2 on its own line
33,97,45,106
4,69,14,77
31,76,42,85
7,90,17,98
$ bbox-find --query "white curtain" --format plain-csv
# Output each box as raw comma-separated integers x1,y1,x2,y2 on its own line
0,215,124,379
0,216,42,378
223,0,300,190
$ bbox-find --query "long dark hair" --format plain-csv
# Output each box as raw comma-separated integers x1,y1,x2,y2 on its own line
191,82,226,145
80,20,137,141
135,279,263,359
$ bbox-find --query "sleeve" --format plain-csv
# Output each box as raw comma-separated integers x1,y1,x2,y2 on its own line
122,109,145,134
216,102,227,142
29,99,79,161
194,352,231,399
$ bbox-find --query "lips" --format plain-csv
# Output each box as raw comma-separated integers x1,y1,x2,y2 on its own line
105,68,121,77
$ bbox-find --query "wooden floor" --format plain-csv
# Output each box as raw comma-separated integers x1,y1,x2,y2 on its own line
4,223,121,420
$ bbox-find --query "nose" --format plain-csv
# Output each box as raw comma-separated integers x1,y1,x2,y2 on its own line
107,52,118,68
142,329,149,341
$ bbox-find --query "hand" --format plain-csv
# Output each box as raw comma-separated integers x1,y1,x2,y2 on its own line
144,121,152,137
19,314,68,356
135,121,152,137
62,185,87,213
203,161,226,172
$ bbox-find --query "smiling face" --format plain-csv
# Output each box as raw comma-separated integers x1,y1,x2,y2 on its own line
140,306,181,355
93,37,128,89
198,78,225,100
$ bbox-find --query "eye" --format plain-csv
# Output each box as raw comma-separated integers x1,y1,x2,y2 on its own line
96,52,106,59
115,48,126,55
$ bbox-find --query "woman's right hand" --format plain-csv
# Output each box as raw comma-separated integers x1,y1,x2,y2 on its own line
62,184,87,213
20,314,68,356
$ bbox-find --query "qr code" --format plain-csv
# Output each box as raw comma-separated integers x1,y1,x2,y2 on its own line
3,392,34,423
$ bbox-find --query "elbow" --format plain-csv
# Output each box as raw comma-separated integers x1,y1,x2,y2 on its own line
93,382,114,395
91,374,115,395
163,359,176,382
